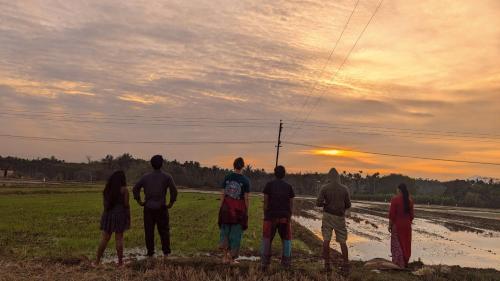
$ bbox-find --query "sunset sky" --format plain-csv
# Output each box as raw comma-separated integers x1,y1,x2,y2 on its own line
1,0,500,180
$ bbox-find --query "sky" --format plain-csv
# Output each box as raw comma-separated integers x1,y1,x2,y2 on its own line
1,0,500,180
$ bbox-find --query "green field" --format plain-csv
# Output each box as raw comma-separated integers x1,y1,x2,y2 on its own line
0,186,311,259
1,185,499,281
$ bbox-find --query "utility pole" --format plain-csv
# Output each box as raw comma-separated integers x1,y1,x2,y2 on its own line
275,120,283,167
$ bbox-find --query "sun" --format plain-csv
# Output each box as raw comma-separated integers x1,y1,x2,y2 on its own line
314,149,344,156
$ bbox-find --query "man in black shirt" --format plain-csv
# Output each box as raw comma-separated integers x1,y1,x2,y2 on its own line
261,165,295,269
133,155,177,257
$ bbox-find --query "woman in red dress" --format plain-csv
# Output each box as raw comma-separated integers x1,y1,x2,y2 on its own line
388,183,414,268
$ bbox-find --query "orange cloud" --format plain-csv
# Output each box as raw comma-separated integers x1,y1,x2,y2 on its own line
117,93,169,105
0,76,95,98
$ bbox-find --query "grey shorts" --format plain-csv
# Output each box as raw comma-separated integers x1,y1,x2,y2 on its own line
321,212,347,243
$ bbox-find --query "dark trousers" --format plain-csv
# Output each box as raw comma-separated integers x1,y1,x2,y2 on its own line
144,206,170,256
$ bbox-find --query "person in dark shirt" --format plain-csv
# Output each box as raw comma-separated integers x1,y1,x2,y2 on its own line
218,157,250,264
261,165,295,269
133,155,177,257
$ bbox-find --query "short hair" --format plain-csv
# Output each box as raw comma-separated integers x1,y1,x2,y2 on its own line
233,157,245,170
150,155,164,170
274,165,286,179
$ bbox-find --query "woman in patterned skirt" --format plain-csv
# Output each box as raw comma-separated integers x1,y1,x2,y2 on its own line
94,170,130,266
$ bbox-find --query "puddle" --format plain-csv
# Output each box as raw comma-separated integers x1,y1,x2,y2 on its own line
236,256,260,262
294,207,500,270
101,247,260,264
101,247,151,264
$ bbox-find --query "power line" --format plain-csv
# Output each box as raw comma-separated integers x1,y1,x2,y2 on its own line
5,110,499,143
283,126,500,144
0,108,276,122
283,124,500,143
283,141,500,166
3,133,499,166
287,0,385,140
0,133,275,145
4,111,499,141
288,0,360,132
0,113,274,128
0,111,273,124
3,110,499,141
284,119,500,139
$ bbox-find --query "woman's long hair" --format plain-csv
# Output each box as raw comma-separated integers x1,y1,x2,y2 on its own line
103,170,126,210
398,183,411,214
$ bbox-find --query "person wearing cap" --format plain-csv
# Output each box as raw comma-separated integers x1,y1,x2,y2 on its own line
133,155,178,257
316,168,351,271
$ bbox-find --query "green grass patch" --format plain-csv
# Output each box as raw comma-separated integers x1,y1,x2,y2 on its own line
0,189,310,259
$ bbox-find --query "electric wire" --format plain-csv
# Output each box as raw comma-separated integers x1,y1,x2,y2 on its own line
283,141,500,166
288,0,361,131
0,133,275,145
287,0,385,140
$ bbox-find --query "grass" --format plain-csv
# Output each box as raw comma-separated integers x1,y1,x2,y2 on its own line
1,185,499,281
0,186,310,258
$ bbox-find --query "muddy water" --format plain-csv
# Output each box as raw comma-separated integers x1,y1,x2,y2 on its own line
294,202,500,270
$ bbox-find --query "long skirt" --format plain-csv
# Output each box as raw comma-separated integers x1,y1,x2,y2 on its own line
391,228,407,268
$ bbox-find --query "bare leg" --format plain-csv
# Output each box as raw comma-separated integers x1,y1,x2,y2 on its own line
223,249,234,264
96,232,112,264
115,232,124,266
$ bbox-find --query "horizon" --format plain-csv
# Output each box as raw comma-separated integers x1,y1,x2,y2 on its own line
1,0,500,181
2,152,499,183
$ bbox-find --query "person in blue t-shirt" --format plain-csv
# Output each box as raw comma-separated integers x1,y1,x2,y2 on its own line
218,157,250,264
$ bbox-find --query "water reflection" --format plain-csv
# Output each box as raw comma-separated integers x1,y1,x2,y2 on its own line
294,203,500,270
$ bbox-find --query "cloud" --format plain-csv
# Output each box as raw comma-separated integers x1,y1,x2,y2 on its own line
117,93,170,105
0,0,499,180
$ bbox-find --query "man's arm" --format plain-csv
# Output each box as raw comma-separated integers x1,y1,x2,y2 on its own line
262,182,270,213
316,188,325,207
166,176,178,208
289,198,294,218
345,189,352,210
263,194,269,213
132,178,145,206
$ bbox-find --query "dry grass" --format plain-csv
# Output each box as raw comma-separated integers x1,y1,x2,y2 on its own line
3,257,499,281
0,258,345,281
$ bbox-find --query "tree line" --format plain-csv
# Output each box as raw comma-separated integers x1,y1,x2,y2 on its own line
1,154,499,209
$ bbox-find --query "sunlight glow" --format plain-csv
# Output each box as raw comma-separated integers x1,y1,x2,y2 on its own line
314,149,345,156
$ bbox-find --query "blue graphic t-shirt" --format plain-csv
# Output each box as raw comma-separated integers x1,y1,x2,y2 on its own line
222,172,250,200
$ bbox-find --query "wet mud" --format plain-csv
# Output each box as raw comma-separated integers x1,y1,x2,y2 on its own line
293,199,500,270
